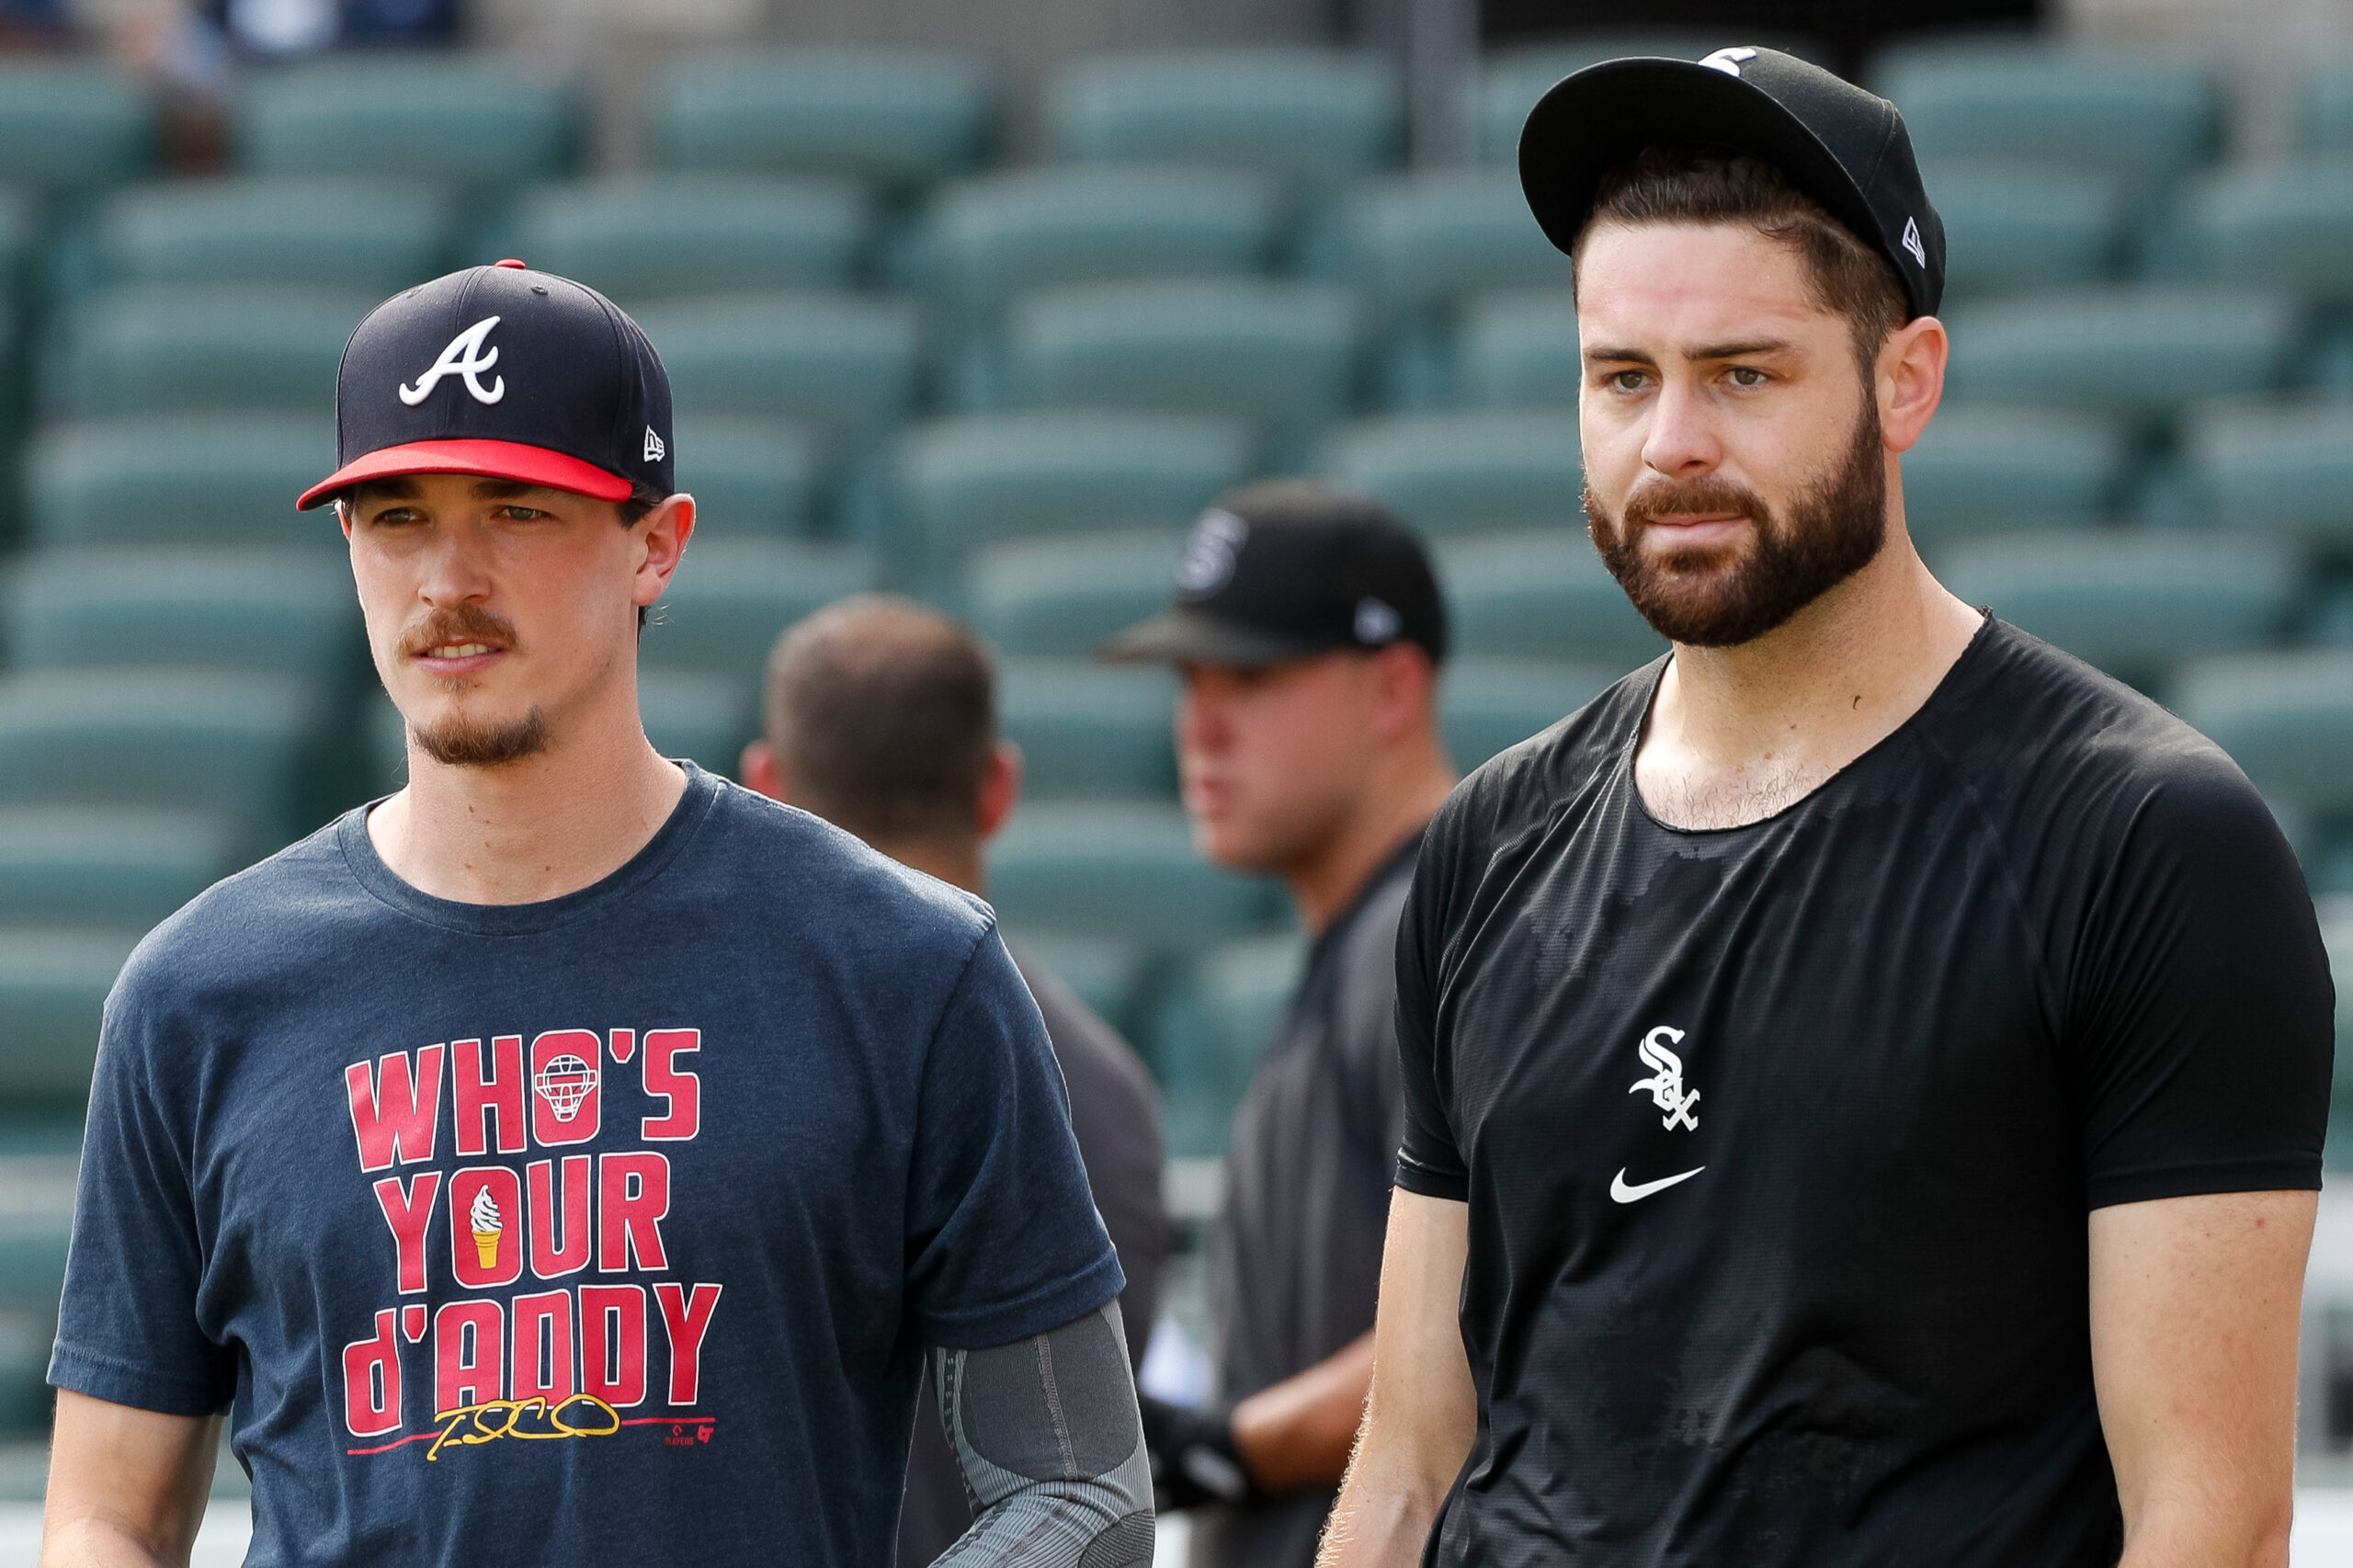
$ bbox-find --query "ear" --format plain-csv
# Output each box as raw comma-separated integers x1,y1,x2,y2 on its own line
1877,315,1947,455
740,737,786,801
1370,642,1438,744
337,500,354,541
976,740,1022,842
631,492,698,611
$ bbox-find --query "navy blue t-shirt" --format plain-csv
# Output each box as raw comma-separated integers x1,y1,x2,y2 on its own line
51,765,1122,1566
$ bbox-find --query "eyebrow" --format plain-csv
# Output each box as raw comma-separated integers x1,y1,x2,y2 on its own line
1583,337,1799,365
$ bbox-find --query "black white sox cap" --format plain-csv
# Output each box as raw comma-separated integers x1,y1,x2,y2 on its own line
1518,45,1947,321
298,259,675,510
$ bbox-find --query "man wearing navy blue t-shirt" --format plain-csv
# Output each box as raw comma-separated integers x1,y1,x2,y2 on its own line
40,262,1152,1568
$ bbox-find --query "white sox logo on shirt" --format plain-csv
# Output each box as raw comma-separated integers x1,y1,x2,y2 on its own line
1629,1025,1700,1131
400,316,506,406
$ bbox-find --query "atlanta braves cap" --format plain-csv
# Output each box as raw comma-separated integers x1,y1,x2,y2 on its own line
1097,480,1447,667
298,259,674,511
1518,45,1946,321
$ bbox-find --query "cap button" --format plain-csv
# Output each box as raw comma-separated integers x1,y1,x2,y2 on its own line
494,258,528,269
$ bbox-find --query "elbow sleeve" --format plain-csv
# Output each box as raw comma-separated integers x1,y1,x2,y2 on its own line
927,1301,1155,1568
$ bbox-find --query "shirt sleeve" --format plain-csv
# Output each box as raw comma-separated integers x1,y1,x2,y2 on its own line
2067,761,2335,1210
1394,803,1471,1203
48,964,235,1415
906,925,1126,1349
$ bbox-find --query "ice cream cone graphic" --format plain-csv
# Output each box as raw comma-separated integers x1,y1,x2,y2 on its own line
470,1187,502,1269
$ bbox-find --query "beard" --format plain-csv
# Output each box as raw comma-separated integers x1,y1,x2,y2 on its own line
397,602,551,768
1585,399,1889,649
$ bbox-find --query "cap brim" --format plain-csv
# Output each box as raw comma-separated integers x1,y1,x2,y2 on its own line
1097,608,1339,666
297,438,636,511
1519,57,1888,299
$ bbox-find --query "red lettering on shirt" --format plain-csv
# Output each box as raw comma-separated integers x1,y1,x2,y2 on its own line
371,1171,441,1295
449,1166,523,1290
654,1282,722,1405
346,1045,444,1172
641,1028,701,1141
342,1309,403,1437
512,1289,576,1404
434,1300,503,1413
528,1156,593,1279
581,1284,648,1408
451,1036,526,1157
529,1029,603,1147
597,1153,671,1272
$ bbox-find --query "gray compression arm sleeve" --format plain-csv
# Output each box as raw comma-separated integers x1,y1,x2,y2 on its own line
926,1302,1155,1568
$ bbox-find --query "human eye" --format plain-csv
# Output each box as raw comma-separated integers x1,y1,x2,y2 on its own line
1605,369,1649,392
498,505,551,521
1724,365,1769,389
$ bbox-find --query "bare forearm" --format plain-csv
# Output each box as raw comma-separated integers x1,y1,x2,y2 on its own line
1321,1460,1452,1568
2115,1495,2291,1568
1232,1330,1375,1492
40,1514,185,1568
40,1392,217,1568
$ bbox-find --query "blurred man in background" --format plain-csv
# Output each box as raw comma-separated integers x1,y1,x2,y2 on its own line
743,592,1173,1568
1099,482,1455,1568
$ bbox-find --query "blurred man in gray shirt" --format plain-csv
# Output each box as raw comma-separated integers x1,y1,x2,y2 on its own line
744,594,1172,1568
1101,483,1455,1568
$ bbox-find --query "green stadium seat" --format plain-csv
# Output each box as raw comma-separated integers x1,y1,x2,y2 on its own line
674,416,823,539
2322,907,2353,1074
0,668,314,857
234,58,579,185
53,284,371,418
998,659,1175,799
985,799,1281,959
926,165,1280,333
1442,528,1667,669
635,292,921,447
640,667,756,775
3,546,361,686
1343,170,1571,319
2182,161,2353,305
1880,50,2221,200
642,537,876,675
1455,288,1578,408
1006,279,1358,467
1901,406,2130,541
2174,650,2353,814
507,175,870,303
1936,530,2300,689
1923,158,2125,297
895,411,1247,582
97,176,454,293
649,49,996,189
1941,287,2299,422
0,62,156,192
1467,35,1826,166
1001,929,1150,1039
2300,65,2353,153
1442,657,1618,771
0,1205,74,1431
0,806,232,930
2181,400,2353,547
1318,411,1580,536
1046,49,1401,187
1149,930,1304,1156
966,529,1183,658
25,414,337,548
0,930,139,1109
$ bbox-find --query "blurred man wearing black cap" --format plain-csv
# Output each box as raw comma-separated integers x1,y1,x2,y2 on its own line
42,266,1151,1568
1101,480,1456,1568
1327,46,2330,1568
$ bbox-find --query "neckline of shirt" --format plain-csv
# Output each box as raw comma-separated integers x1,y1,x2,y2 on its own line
332,760,726,936
1620,611,2001,839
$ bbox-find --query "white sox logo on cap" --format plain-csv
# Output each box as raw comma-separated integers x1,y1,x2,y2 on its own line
399,316,506,407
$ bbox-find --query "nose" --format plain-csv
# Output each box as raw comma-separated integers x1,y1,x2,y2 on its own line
1638,373,1723,482
416,517,495,608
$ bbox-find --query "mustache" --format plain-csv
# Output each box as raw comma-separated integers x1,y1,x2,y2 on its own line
398,604,519,662
1616,475,1768,529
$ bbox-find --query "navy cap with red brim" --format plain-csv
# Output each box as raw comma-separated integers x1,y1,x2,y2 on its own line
297,437,634,511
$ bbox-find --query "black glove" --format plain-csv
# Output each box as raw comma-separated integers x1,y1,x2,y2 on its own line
1138,1394,1256,1512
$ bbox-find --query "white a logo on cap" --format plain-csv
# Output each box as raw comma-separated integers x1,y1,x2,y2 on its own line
1176,509,1248,597
1699,46,1756,76
1901,216,1927,267
644,426,665,462
399,316,506,406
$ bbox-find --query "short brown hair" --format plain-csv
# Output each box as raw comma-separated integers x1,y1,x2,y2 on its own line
1573,146,1907,371
761,594,995,844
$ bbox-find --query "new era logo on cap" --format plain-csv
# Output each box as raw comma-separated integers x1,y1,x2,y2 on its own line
644,426,665,463
1901,216,1927,267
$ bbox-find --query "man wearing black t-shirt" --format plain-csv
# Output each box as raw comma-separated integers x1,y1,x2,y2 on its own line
1324,49,2333,1568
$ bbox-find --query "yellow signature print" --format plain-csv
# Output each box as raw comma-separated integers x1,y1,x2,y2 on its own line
426,1393,622,1460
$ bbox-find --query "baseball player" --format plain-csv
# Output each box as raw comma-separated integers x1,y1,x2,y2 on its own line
40,262,1152,1568
1325,51,2333,1568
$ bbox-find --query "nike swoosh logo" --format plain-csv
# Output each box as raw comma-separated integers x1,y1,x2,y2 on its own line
1610,1165,1705,1203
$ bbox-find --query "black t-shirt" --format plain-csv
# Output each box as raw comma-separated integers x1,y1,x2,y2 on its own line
1395,619,2334,1568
